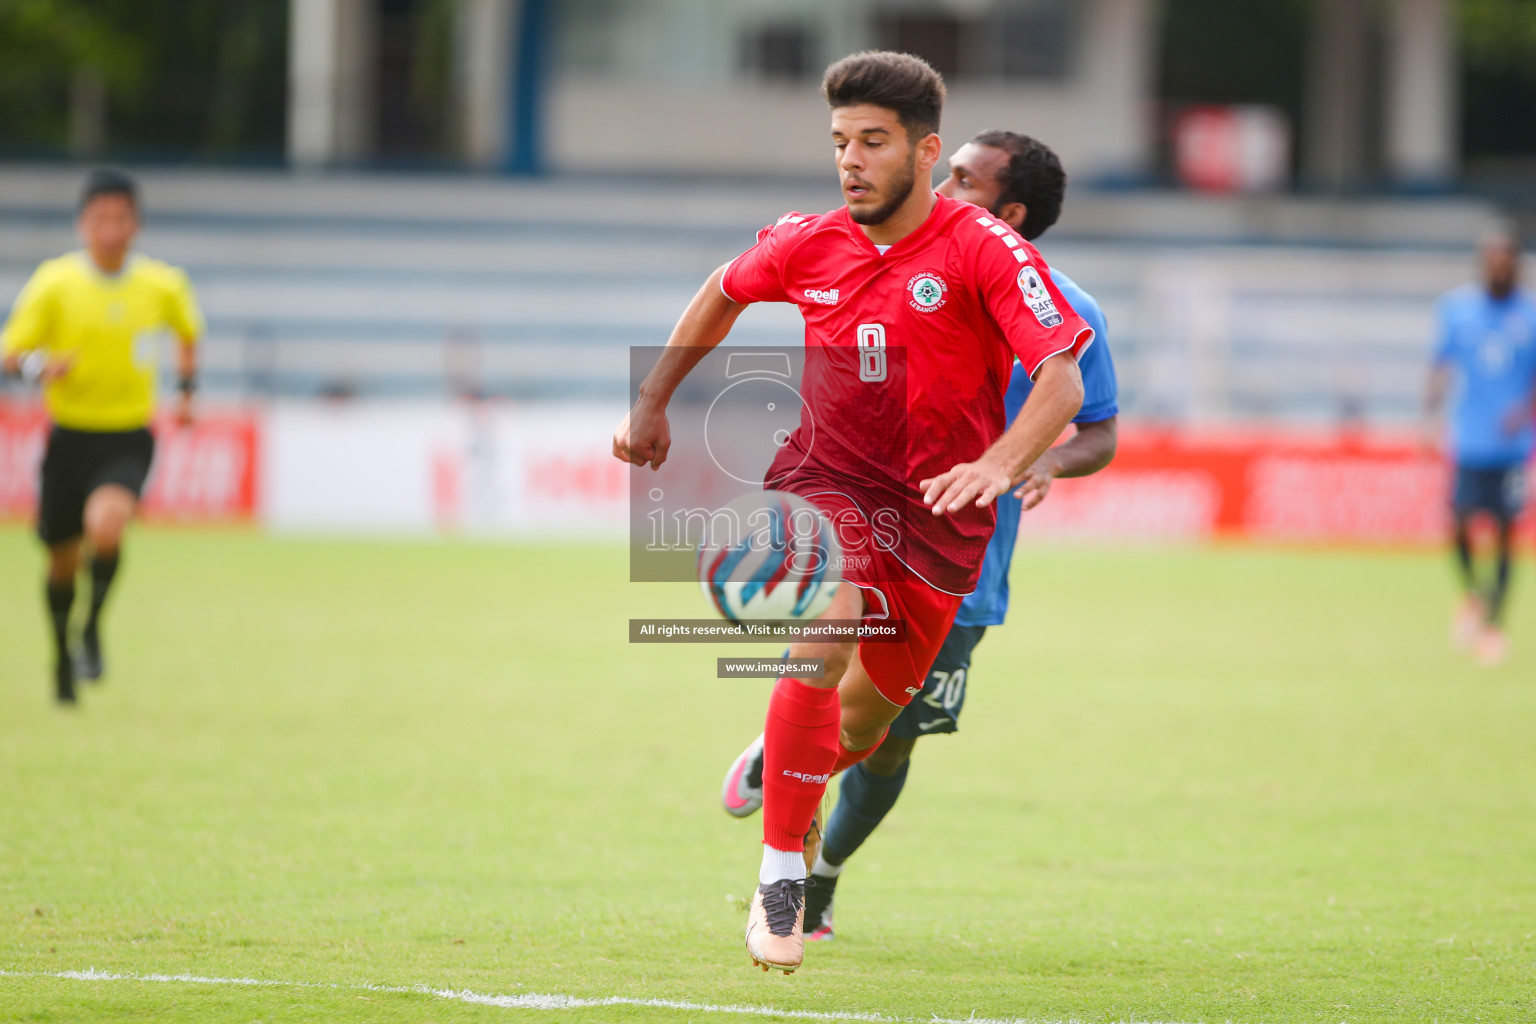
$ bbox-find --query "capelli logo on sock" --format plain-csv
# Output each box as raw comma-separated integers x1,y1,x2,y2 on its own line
782,769,831,784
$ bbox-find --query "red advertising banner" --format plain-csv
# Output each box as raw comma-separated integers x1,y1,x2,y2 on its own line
1019,429,1464,544
0,402,259,523
0,401,1479,544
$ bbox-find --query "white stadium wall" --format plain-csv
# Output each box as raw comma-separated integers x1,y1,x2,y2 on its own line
261,402,629,536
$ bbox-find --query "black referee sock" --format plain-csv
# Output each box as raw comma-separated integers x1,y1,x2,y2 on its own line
85,554,119,642
45,580,75,660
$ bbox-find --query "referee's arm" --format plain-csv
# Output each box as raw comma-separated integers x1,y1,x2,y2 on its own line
1,274,72,383
172,332,199,426
165,266,205,426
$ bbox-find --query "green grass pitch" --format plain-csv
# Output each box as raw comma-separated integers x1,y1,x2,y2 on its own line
1,525,1533,1023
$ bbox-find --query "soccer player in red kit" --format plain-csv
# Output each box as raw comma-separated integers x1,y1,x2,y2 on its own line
612,51,1092,973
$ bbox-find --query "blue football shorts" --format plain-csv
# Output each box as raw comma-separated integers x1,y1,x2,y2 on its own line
1452,464,1527,523
887,623,989,739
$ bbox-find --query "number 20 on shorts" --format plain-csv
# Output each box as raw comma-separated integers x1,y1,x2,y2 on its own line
858,323,887,382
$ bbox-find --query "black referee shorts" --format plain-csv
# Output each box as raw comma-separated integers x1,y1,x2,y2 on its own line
37,425,156,545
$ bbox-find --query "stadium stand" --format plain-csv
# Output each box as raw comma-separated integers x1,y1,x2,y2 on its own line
0,166,1501,426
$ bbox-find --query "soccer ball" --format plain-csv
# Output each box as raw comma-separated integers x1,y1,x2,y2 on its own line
697,491,841,624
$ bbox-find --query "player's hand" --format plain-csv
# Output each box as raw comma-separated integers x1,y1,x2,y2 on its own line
1013,454,1059,510
41,353,75,381
613,401,671,470
20,351,75,383
920,458,1012,515
174,393,195,429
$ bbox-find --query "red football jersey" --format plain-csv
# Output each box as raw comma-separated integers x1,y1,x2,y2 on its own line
721,193,1094,595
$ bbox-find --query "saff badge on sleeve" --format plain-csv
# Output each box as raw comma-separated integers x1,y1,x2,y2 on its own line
1016,264,1063,328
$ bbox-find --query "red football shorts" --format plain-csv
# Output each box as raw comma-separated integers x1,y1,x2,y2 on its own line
795,488,967,706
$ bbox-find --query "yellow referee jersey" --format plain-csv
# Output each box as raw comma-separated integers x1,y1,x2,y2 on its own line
1,251,204,431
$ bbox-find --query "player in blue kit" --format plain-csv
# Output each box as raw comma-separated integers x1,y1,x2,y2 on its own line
720,131,1119,938
1424,227,1536,667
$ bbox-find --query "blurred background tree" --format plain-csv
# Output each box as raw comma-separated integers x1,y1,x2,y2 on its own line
1,0,1535,178
0,0,469,163
1162,0,1536,184
0,0,289,161
1462,0,1536,164
0,0,148,154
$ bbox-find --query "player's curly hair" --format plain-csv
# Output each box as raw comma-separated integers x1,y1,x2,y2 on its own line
821,51,945,141
970,130,1066,242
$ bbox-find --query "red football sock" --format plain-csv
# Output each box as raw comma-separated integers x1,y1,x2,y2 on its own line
832,726,889,774
760,677,841,852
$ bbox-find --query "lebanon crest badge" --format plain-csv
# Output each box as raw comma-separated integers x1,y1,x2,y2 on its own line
1016,264,1063,327
907,272,948,313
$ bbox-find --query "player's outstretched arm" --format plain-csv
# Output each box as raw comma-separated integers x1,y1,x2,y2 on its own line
1014,415,1117,510
174,334,198,427
2,349,74,383
613,265,748,470
921,352,1083,515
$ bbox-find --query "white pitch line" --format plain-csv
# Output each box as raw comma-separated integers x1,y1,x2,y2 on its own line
0,967,1219,1024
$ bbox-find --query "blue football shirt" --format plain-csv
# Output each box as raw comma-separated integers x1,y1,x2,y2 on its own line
1434,285,1536,469
955,268,1117,628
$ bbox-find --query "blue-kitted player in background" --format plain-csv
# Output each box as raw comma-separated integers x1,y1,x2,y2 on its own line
721,131,1119,939
1424,226,1536,667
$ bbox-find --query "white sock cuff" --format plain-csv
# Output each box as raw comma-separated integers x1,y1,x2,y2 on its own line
811,852,843,878
759,845,807,885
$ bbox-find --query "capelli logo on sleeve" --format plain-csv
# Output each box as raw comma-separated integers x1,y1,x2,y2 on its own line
802,288,841,305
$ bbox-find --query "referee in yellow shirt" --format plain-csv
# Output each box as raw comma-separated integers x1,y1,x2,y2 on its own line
2,170,203,704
